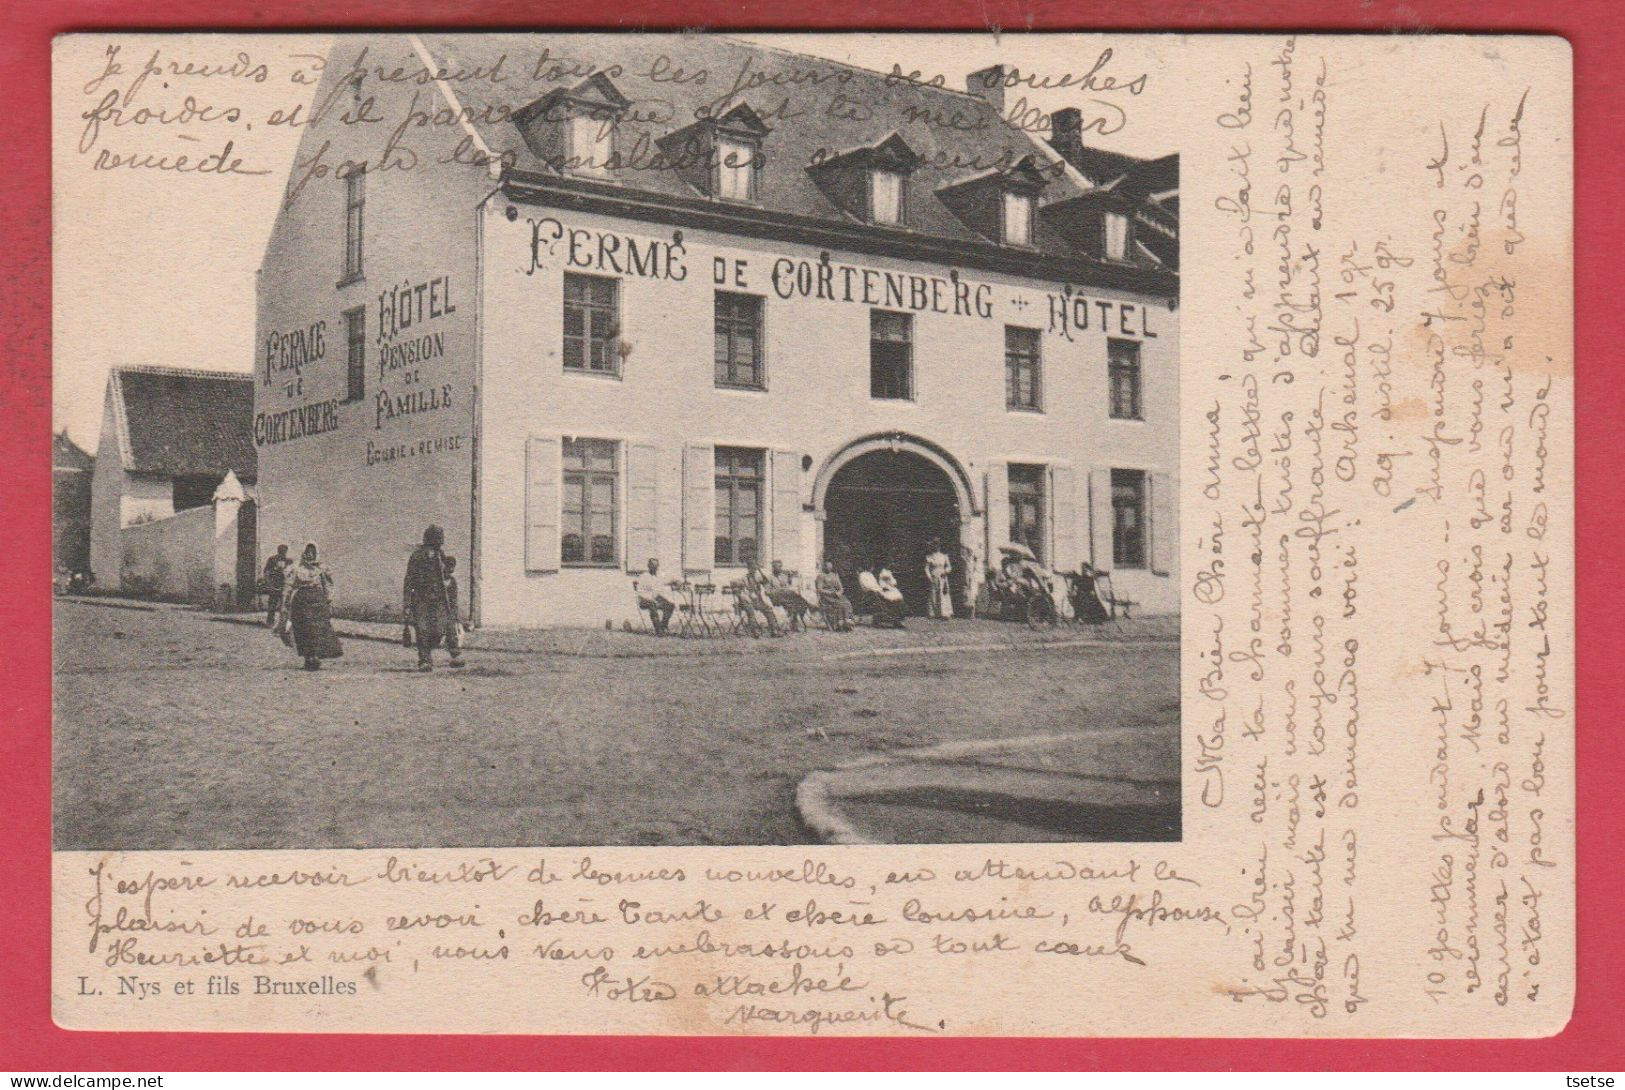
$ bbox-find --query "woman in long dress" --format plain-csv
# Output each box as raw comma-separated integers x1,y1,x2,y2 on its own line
279,543,343,671
814,560,853,632
924,540,953,620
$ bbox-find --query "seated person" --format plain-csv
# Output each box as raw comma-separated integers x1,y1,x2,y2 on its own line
813,560,854,632
743,563,784,636
873,567,907,629
766,559,810,630
630,558,676,635
1068,562,1111,624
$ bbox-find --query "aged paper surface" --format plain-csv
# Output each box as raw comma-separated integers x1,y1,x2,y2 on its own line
50,32,1573,1036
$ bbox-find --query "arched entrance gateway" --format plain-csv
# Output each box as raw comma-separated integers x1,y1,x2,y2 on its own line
816,435,977,616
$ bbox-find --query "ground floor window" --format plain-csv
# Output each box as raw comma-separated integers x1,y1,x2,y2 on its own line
562,437,618,566
1008,463,1047,563
715,447,764,567
1112,468,1147,568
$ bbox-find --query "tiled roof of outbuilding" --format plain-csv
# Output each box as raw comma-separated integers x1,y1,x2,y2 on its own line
108,367,257,481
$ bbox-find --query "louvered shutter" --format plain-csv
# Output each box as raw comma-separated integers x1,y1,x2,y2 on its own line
771,449,802,572
1150,471,1175,576
983,460,1009,564
525,436,560,573
1089,467,1114,571
626,442,658,572
682,443,714,574
1049,464,1078,571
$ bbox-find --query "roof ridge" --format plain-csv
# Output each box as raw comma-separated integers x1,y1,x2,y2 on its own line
112,365,254,382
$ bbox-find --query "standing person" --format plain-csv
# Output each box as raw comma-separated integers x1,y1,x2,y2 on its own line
278,543,343,671
924,539,953,620
403,524,462,672
262,544,291,627
441,555,466,660
630,558,676,635
814,560,853,632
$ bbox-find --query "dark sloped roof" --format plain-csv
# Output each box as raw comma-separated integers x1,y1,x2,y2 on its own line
415,33,1093,255
53,431,93,471
112,367,256,481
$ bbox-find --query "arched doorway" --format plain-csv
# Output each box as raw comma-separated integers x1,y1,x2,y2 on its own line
824,449,962,615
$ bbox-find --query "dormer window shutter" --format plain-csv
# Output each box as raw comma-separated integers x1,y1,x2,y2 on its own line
869,169,906,225
1002,191,1034,245
1103,211,1131,261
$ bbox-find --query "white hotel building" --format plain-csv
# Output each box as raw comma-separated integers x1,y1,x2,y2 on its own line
255,33,1180,627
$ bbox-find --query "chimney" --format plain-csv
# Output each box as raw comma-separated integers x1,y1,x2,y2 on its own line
1049,107,1085,164
965,64,1008,115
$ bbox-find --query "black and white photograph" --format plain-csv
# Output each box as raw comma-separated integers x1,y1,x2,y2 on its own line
53,32,1180,852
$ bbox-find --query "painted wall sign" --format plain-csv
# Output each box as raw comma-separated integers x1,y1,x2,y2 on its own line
524,216,688,282
372,274,461,431
518,215,1164,341
255,398,340,446
1046,287,1161,341
262,321,325,387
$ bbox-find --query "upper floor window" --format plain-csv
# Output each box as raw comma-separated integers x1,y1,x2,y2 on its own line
715,292,764,389
1005,326,1042,412
1104,211,1131,261
1002,191,1034,246
1108,338,1143,420
870,310,913,400
343,306,366,403
714,447,764,567
562,437,619,567
1008,464,1047,564
1112,468,1147,569
563,273,620,376
870,169,905,225
717,137,758,201
341,169,365,283
568,115,613,175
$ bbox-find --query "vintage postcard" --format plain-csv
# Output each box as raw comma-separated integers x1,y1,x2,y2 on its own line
49,31,1572,1036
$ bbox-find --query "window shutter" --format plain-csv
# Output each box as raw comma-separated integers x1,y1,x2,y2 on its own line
1150,471,1175,576
525,436,561,573
771,449,802,571
627,442,658,572
1050,464,1078,571
1089,467,1114,571
983,460,1009,564
682,443,714,574
655,442,683,575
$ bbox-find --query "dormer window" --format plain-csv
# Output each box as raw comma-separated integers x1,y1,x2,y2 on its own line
936,154,1051,247
717,136,758,201
659,104,771,202
807,132,919,227
870,169,905,225
568,116,613,177
1105,209,1131,261
511,73,631,179
1002,191,1034,246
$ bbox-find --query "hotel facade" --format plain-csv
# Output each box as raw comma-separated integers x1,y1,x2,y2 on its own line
255,34,1180,627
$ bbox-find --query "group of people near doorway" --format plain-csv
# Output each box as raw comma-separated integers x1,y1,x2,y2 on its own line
627,538,960,637
262,524,466,673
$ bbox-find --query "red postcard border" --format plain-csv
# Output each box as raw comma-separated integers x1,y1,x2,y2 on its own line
3,0,1619,1071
